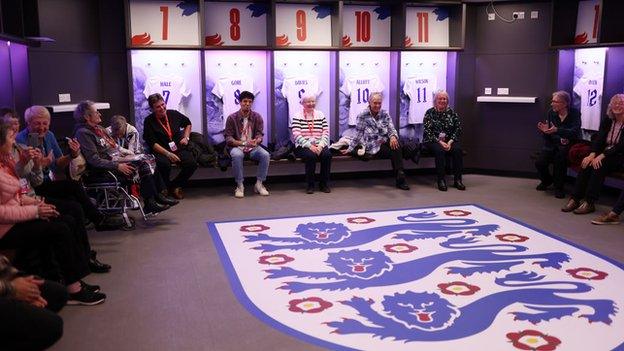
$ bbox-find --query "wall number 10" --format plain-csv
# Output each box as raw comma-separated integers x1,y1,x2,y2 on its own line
355,11,371,42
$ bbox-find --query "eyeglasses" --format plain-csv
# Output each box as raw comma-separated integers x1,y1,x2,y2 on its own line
551,100,565,104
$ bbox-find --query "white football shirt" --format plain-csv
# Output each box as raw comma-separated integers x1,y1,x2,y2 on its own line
143,74,191,110
573,75,603,131
212,76,258,128
340,75,384,125
281,76,320,126
403,72,437,124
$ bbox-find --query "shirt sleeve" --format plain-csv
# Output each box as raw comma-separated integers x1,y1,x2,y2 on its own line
448,110,461,142
423,109,436,143
291,114,310,148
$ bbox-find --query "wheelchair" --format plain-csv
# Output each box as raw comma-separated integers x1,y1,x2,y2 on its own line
81,170,154,230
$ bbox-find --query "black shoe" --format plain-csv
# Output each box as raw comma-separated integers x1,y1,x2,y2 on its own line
89,257,111,273
144,198,169,215
156,193,179,206
80,280,100,293
67,289,106,306
536,181,552,191
453,180,466,191
396,179,410,191
437,179,448,191
319,183,331,193
306,185,314,194
554,189,565,199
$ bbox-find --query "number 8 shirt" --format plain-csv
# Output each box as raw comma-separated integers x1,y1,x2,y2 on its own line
212,76,258,129
340,75,384,126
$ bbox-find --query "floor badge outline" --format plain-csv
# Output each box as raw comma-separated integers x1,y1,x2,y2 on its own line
208,204,624,351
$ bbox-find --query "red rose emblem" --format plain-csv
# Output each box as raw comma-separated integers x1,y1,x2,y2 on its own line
342,35,352,47
574,32,589,44
205,33,224,46
276,34,290,47
240,224,270,232
566,267,608,280
131,32,153,46
346,216,375,224
507,329,561,351
384,243,418,253
438,281,481,296
404,36,413,47
496,233,529,243
288,297,332,314
258,254,294,265
443,209,472,216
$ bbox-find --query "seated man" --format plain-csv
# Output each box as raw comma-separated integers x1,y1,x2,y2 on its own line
107,114,143,155
224,90,270,198
341,92,410,190
143,93,198,200
73,100,171,215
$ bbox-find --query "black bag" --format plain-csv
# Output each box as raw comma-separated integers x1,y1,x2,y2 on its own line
271,140,295,161
188,132,219,167
400,136,422,164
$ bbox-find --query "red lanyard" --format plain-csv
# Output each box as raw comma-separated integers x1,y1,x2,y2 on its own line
304,110,315,134
157,113,173,141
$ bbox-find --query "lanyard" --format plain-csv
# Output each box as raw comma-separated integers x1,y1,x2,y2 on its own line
608,121,623,146
157,113,173,141
304,109,315,134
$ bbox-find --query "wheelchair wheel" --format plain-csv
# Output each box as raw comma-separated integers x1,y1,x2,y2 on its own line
122,217,136,231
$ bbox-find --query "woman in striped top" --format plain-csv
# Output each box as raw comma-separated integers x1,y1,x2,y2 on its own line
292,94,332,194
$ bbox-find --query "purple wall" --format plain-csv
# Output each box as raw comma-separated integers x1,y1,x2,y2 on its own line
0,41,12,108
0,40,30,119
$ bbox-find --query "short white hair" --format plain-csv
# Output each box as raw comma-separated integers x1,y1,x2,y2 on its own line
433,90,449,102
299,93,317,104
24,105,50,125
369,92,383,102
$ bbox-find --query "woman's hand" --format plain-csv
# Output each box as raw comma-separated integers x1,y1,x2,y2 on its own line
11,276,43,304
117,162,135,176
309,145,321,155
580,154,595,169
37,202,59,220
166,151,181,163
591,154,605,169
390,136,400,150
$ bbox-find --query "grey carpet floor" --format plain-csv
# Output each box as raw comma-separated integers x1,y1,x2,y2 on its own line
50,174,623,351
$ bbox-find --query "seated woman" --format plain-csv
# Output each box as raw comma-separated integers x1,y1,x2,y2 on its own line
423,90,465,191
0,254,66,350
0,123,106,305
535,91,581,198
291,94,332,194
562,94,624,214
72,101,172,215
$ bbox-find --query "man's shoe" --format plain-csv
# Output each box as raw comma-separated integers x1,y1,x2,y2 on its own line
254,182,270,196
156,193,179,206
234,185,244,198
144,199,169,215
554,189,565,199
561,198,580,212
306,185,314,194
396,178,410,191
591,211,621,225
536,181,552,191
89,257,111,273
453,180,466,191
169,187,184,200
437,179,447,191
67,289,106,306
319,183,331,193
80,280,100,293
573,201,595,215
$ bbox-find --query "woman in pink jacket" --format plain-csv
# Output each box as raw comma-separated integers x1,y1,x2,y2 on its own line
0,124,105,306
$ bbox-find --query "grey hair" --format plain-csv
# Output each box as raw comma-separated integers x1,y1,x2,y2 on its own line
299,92,317,104
73,100,95,123
369,92,383,102
552,90,571,107
607,94,624,120
110,115,127,134
433,90,449,102
24,105,50,125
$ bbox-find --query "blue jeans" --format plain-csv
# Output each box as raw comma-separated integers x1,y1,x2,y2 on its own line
230,146,270,184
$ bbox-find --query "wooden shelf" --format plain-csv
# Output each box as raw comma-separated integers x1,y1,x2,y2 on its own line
46,102,110,113
476,96,537,103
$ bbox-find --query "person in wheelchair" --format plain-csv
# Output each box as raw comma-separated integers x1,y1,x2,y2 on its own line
73,101,173,215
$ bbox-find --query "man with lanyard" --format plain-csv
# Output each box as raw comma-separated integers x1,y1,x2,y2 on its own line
224,90,270,198
143,93,198,200
341,92,410,190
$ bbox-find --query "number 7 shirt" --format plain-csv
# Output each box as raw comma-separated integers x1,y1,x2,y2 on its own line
403,72,437,124
143,74,191,110
340,75,384,126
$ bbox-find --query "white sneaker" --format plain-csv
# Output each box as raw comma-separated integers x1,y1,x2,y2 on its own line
234,185,244,198
254,182,269,196
357,145,366,157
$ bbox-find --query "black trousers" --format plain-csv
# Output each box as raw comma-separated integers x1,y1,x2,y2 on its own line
373,142,405,176
45,197,91,257
0,280,66,351
535,146,570,191
294,146,332,185
0,217,90,285
35,179,103,224
425,142,464,181
154,148,198,189
572,153,624,202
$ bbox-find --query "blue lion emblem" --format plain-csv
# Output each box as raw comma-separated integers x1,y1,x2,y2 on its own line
245,212,499,252
326,271,617,341
266,238,570,293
